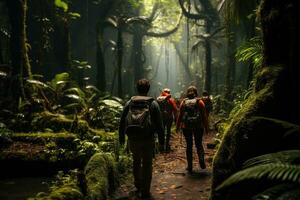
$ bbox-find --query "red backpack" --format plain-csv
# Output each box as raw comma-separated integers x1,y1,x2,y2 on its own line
157,96,173,121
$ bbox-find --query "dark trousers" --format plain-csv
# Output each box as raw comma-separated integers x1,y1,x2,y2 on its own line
182,127,205,170
163,118,173,150
129,139,153,196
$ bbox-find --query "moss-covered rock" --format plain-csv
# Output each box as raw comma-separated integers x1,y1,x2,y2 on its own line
31,112,90,137
96,99,123,131
84,153,118,200
31,185,84,200
0,122,13,148
211,66,300,199
11,132,77,148
29,170,84,200
0,132,87,176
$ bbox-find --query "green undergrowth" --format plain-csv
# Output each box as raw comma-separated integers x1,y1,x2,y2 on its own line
28,170,84,200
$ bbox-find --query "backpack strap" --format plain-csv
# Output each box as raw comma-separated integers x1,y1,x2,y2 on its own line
129,96,154,108
131,96,154,102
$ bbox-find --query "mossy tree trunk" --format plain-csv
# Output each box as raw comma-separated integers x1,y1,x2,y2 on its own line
0,38,4,64
204,22,212,93
211,0,298,199
6,0,31,105
116,26,123,97
132,30,144,84
259,0,298,123
53,17,71,73
173,42,192,81
95,1,115,92
96,24,106,92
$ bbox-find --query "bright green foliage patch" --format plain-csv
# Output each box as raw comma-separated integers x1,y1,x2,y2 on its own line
84,153,118,200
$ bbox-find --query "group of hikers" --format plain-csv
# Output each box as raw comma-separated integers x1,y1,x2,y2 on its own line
119,78,213,200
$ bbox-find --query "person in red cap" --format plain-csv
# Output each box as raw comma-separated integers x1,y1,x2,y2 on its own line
156,88,178,152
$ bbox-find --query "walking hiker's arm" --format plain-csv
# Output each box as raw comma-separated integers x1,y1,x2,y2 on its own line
119,102,130,145
169,98,178,120
176,101,184,132
199,100,209,134
151,101,165,146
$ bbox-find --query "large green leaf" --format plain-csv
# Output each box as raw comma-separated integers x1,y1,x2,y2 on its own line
54,0,68,12
64,87,86,99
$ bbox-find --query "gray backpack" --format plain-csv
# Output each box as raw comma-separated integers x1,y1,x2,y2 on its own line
183,98,202,128
125,96,154,139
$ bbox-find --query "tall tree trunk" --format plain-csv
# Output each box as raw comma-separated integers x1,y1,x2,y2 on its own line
53,16,71,73
204,38,212,93
96,24,106,92
173,42,192,80
260,0,298,122
6,0,31,105
132,32,144,83
0,38,3,64
224,25,236,100
203,22,212,93
117,28,123,97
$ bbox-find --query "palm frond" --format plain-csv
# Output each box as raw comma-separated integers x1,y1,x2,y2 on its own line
104,16,118,28
244,150,300,168
26,79,49,88
85,85,100,94
0,71,7,78
276,189,300,200
64,87,86,98
63,103,82,110
217,164,300,191
64,94,87,109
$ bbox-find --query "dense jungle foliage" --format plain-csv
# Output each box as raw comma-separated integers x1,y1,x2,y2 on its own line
0,0,299,199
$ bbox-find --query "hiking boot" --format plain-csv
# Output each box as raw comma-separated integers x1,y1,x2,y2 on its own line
186,167,193,174
129,188,141,197
141,192,154,200
165,145,171,153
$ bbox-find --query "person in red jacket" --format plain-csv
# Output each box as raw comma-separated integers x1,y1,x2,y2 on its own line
176,86,208,173
157,88,178,152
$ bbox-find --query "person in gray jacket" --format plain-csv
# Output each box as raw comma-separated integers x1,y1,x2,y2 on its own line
119,78,164,199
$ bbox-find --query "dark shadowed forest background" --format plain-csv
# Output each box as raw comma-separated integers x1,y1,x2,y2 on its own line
0,0,299,200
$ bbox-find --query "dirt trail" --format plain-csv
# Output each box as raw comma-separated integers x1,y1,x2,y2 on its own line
113,131,216,200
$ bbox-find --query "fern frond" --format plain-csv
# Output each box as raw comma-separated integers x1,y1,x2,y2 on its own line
217,164,300,191
275,189,300,200
236,36,262,69
244,150,300,168
252,184,297,200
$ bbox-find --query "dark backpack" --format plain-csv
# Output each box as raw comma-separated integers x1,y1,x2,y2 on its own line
125,96,153,140
156,96,173,121
182,98,202,128
201,96,213,113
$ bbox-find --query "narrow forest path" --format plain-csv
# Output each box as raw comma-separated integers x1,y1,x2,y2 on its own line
112,130,217,200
